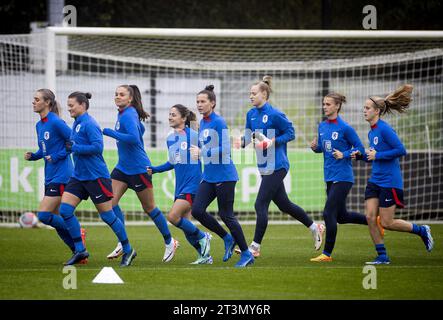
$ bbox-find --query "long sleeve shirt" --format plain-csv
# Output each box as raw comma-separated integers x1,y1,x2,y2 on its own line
314,116,365,183
151,127,202,196
103,106,151,175
199,112,238,183
29,112,73,184
70,112,110,181
245,102,295,175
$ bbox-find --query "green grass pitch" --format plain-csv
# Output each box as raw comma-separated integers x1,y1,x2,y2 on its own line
0,224,441,300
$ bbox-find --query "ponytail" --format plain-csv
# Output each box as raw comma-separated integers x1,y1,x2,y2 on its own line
68,91,92,110
119,85,150,121
198,85,216,108
254,75,273,100
369,84,413,116
36,88,60,116
325,92,347,113
171,104,198,130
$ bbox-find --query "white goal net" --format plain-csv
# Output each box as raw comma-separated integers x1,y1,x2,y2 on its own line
0,28,442,225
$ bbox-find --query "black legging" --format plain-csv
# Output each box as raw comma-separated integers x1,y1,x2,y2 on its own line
323,181,367,255
254,168,313,244
191,181,248,251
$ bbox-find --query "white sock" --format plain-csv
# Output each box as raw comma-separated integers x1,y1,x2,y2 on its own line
309,223,318,233
250,241,261,250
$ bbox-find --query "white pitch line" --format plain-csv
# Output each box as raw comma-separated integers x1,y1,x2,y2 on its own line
1,265,443,273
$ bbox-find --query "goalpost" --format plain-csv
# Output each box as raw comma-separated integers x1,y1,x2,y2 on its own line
0,27,442,225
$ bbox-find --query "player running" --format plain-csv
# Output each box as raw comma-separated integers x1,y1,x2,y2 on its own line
148,104,212,264
352,84,434,264
235,76,324,258
25,89,87,262
189,85,254,268
103,85,177,262
310,92,367,262
60,91,136,267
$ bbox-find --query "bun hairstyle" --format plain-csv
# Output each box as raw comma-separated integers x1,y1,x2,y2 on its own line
369,84,413,116
68,91,92,110
171,104,198,130
255,75,273,100
37,88,61,116
118,84,150,121
325,92,347,113
198,85,216,108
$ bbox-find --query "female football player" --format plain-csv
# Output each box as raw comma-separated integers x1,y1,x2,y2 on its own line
352,84,434,264
148,104,211,264
235,76,324,258
190,85,254,267
310,92,367,262
60,91,136,267
25,89,86,261
103,85,177,262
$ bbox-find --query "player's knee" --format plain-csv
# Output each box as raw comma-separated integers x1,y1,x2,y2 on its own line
190,206,203,219
254,199,267,214
143,204,156,214
380,218,393,229
336,215,347,224
167,213,180,225
111,198,119,207
275,199,292,214
219,211,234,224
366,214,377,225
323,208,336,222
59,202,75,219
37,211,52,224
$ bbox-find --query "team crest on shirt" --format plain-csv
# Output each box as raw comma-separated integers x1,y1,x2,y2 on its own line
115,121,120,130
180,141,187,150
203,129,209,138
75,124,81,132
44,131,50,140
262,115,268,123
373,136,379,145
332,132,338,140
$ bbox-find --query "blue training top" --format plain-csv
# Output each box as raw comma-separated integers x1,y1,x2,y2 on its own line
366,119,407,189
245,102,295,175
199,112,238,183
103,106,151,175
70,112,110,181
313,116,365,183
151,127,202,196
29,111,73,185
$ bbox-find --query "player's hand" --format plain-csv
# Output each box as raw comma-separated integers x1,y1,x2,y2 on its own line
24,152,32,160
351,150,361,160
256,138,273,150
65,140,74,152
366,148,377,161
190,145,201,160
332,149,343,159
146,166,153,175
233,136,242,149
254,133,274,150
310,137,318,151
45,155,52,162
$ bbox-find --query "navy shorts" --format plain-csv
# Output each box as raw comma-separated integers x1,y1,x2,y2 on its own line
44,183,66,197
364,182,405,208
175,193,195,206
65,177,113,204
111,168,153,192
